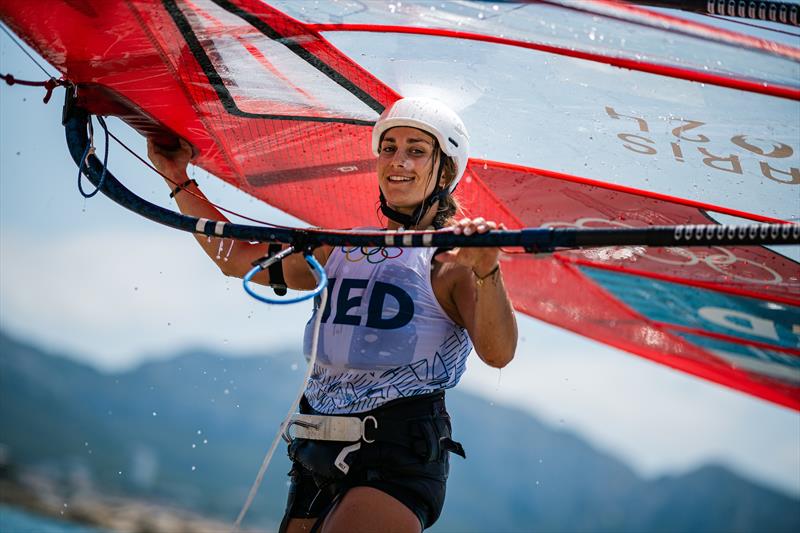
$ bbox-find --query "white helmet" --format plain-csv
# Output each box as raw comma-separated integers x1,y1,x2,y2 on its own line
371,97,470,193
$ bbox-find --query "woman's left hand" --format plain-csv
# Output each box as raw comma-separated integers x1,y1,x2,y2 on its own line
435,217,505,275
435,217,517,369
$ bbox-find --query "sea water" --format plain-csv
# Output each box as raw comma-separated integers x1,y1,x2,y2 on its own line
0,504,107,533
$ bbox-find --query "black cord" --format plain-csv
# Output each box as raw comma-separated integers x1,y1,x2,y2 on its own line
102,125,287,228
0,23,59,78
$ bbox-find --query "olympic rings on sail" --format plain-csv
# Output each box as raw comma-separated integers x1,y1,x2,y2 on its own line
343,246,403,264
544,217,785,285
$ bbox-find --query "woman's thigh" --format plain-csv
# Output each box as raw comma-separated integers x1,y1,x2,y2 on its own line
320,486,421,533
284,518,317,533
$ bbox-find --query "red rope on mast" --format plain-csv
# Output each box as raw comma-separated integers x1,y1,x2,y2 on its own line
1,73,68,103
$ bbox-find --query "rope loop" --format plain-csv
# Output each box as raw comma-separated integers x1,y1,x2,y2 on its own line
243,248,328,305
77,115,110,198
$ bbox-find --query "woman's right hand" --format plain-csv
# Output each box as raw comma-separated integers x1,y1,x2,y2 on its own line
147,138,193,177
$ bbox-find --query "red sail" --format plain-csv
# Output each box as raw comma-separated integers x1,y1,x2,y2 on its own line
1,0,797,408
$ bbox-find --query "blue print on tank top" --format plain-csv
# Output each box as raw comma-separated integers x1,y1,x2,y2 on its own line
308,263,419,368
348,262,418,368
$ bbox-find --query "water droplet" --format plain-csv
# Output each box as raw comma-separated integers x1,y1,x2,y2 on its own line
191,466,196,471
152,411,157,417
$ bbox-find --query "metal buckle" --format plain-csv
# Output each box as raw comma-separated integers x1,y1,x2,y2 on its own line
361,415,378,443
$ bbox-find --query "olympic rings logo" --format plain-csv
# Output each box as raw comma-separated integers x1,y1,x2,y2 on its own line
544,217,785,285
343,246,404,264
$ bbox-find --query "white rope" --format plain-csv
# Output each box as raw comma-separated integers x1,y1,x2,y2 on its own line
231,284,328,531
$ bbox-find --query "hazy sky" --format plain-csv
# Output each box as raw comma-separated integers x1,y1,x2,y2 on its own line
1,18,798,500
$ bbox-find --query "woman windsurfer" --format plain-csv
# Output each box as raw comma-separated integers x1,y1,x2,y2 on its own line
148,97,517,532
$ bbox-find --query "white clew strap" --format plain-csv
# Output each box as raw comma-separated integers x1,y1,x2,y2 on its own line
283,413,378,443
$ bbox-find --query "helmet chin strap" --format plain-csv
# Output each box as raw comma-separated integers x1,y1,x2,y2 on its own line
379,188,447,229
379,155,447,229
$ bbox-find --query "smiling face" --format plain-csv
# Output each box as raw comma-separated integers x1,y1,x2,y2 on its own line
377,126,444,216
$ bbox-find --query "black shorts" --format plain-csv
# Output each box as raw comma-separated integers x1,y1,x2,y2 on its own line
281,392,464,530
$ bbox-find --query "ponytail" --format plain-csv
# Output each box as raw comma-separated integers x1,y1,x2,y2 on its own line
433,155,461,228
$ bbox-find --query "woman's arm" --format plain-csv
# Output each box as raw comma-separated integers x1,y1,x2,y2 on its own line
435,217,518,368
147,139,327,290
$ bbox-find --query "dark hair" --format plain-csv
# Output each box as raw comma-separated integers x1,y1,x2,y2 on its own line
432,155,461,228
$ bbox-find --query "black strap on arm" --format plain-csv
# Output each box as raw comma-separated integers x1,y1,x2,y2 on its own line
268,243,288,296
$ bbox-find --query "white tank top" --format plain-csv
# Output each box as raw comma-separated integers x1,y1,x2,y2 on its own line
302,242,473,414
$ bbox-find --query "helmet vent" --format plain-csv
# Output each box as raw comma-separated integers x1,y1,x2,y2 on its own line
448,137,459,147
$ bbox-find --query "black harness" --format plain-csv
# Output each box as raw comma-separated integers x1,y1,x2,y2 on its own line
280,393,465,532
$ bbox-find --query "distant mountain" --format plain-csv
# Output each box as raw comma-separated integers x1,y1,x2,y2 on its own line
1,331,798,532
